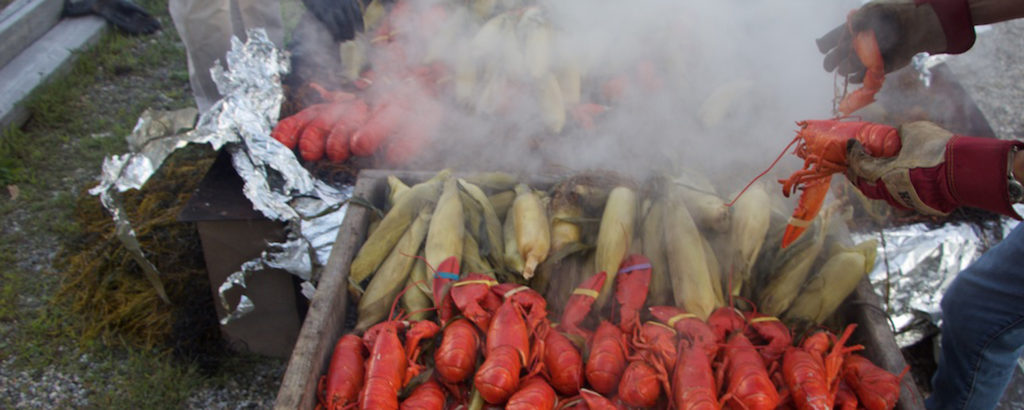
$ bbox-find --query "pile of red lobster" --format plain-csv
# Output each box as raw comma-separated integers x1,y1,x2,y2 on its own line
317,254,908,410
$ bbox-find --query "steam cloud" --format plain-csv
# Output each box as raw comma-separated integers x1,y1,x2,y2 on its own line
298,0,859,195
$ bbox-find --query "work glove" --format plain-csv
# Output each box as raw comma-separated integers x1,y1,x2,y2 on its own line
301,0,365,42
63,0,161,35
846,121,1023,219
817,0,975,83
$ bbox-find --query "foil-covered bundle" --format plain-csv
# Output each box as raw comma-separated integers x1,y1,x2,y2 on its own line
90,29,352,323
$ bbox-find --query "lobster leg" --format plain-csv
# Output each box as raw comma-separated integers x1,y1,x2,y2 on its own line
839,29,884,115
782,175,832,248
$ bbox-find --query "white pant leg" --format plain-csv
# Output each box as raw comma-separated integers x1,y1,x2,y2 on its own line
232,0,285,49
169,0,233,113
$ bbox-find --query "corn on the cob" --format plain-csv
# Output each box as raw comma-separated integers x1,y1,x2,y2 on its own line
488,190,515,221
549,183,584,256
512,183,550,279
676,183,730,233
783,239,877,325
594,186,637,309
558,61,582,106
701,236,725,307
539,73,566,134
387,175,410,209
663,185,716,320
462,233,494,276
349,170,449,292
641,198,672,306
339,38,367,83
757,208,830,316
426,177,466,275
518,7,551,79
403,256,434,321
355,209,432,331
723,182,770,297
459,179,505,269
503,204,525,273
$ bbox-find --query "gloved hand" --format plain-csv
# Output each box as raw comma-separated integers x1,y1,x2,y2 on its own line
302,0,365,42
846,121,1023,219
817,0,975,83
64,0,161,35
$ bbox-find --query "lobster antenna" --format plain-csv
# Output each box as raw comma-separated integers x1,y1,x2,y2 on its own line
388,271,431,322
725,134,801,207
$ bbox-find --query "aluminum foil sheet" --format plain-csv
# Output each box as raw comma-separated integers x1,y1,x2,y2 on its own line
851,211,1021,348
90,29,353,324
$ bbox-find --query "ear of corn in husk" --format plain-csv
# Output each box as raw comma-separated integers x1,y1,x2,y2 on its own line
463,172,519,192
518,7,551,79
488,190,515,221
458,179,505,269
593,186,637,310
355,209,432,331
539,72,566,134
549,183,584,257
757,207,831,316
339,38,368,83
462,233,494,276
349,170,449,292
403,255,435,321
454,44,477,105
426,177,466,275
700,236,725,307
387,175,410,209
558,61,582,106
783,239,877,325
362,0,386,31
723,182,770,297
641,198,672,306
663,183,716,320
502,206,525,274
512,184,550,279
675,182,730,233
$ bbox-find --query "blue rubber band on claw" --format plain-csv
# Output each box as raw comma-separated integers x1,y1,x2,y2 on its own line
434,272,459,281
618,263,652,274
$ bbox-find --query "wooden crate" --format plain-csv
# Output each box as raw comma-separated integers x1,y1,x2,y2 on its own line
274,168,923,409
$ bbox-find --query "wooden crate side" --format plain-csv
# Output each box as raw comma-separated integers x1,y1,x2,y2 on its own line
274,171,383,409
841,280,925,410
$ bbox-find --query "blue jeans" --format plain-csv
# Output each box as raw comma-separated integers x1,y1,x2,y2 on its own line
927,223,1024,410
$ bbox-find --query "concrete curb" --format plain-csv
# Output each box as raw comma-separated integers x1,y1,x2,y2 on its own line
0,14,107,131
0,0,63,69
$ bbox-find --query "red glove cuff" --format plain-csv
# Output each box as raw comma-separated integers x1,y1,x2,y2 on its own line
945,136,1024,219
915,0,976,54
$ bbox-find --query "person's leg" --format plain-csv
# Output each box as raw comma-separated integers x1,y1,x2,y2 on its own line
169,0,233,113
927,223,1024,410
232,0,285,49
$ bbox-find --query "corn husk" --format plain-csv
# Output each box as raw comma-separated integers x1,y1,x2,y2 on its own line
339,38,368,83
757,208,831,316
663,184,716,320
454,43,477,105
539,72,566,134
549,183,584,256
462,233,494,276
558,61,582,106
503,204,525,273
362,0,386,33
459,179,504,269
701,236,725,307
675,183,730,233
403,256,434,321
349,170,449,292
426,177,466,273
518,7,551,79
512,184,550,279
355,209,432,331
464,172,519,192
593,186,637,309
488,190,515,222
472,0,496,20
721,182,770,297
387,175,410,209
783,239,877,325
641,199,672,306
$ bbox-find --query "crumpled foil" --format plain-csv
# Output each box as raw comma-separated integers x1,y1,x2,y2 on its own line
852,213,1020,348
90,29,352,324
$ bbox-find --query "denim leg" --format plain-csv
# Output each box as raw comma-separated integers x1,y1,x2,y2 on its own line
926,223,1024,410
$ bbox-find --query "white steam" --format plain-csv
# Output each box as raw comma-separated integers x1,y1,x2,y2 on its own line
329,0,861,193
